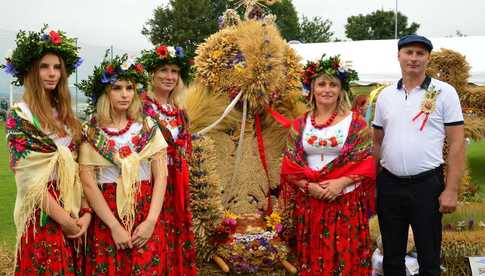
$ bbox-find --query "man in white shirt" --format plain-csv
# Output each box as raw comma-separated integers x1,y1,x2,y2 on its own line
372,35,465,276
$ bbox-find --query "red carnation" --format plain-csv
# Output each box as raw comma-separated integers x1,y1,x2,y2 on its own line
156,45,168,59
106,65,114,75
49,31,62,45
135,63,144,73
119,145,132,158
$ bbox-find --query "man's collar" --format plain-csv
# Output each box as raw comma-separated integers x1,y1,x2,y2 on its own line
397,75,432,90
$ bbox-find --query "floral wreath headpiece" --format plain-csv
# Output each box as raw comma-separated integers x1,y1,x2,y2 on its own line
301,54,358,93
1,24,83,86
76,50,148,114
136,44,192,83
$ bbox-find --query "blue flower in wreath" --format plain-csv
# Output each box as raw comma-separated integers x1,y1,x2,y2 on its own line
101,71,117,84
74,57,83,69
4,62,17,75
175,46,185,58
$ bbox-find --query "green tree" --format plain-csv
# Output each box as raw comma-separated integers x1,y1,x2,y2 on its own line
142,0,228,55
297,16,334,43
267,0,299,41
142,0,300,54
345,10,420,41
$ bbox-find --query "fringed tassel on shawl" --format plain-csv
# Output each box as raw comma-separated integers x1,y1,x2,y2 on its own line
117,153,143,232
57,145,82,218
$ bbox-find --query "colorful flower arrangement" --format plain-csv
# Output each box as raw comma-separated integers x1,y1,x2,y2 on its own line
1,24,82,86
301,54,359,93
136,44,192,82
214,212,288,273
76,51,148,114
212,212,239,244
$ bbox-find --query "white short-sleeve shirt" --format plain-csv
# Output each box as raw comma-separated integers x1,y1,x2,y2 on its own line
372,76,464,176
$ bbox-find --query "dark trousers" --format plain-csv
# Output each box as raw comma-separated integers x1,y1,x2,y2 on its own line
377,166,444,276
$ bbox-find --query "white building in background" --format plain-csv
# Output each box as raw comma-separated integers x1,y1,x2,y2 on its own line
290,36,485,85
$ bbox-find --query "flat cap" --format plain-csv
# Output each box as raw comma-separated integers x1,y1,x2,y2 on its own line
398,34,433,52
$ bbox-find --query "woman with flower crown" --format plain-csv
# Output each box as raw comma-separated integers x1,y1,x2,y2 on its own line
280,55,376,275
137,44,197,275
2,26,88,275
77,52,168,275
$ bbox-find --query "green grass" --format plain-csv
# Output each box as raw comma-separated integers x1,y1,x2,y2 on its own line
0,123,16,249
468,140,485,198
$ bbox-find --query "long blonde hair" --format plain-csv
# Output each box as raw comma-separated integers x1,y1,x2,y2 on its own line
309,73,351,115
23,53,82,142
95,80,143,126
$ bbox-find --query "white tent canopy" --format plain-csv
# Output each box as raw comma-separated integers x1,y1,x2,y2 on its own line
290,36,485,85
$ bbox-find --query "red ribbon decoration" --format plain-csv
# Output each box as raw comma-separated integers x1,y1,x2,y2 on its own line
255,113,273,215
265,106,291,129
412,111,429,131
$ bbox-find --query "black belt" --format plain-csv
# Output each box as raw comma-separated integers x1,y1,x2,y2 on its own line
382,165,443,181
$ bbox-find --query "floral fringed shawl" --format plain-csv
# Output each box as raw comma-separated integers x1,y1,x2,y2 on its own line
79,117,167,232
6,104,81,246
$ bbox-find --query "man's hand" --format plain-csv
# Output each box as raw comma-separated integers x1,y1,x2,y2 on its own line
439,188,458,214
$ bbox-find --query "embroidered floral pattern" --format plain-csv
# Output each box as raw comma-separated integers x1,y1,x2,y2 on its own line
83,117,157,164
304,128,345,150
6,108,74,168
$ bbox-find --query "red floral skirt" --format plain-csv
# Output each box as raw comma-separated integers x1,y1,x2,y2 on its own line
293,187,372,276
84,180,165,276
15,182,80,275
159,162,197,275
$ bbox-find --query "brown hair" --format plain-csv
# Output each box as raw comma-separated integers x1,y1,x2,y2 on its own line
309,73,351,115
23,53,82,141
95,80,143,126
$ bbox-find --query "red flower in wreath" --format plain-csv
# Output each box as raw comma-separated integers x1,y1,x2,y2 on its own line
119,145,132,158
135,63,144,73
331,60,340,70
49,31,62,45
156,45,168,59
105,65,114,75
135,63,143,74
